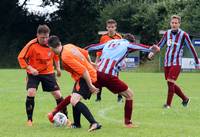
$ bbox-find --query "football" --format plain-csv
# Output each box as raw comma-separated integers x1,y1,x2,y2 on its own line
53,112,67,127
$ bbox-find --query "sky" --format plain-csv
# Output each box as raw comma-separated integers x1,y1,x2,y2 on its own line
18,0,58,14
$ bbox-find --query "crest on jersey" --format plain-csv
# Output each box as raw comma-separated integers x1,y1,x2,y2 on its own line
167,39,172,47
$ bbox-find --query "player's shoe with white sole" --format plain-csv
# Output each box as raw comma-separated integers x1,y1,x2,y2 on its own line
88,123,102,132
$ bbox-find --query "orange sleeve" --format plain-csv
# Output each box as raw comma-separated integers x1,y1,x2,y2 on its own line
63,55,86,76
53,54,59,62
17,44,33,69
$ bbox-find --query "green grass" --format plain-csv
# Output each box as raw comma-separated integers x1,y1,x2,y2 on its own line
0,69,200,137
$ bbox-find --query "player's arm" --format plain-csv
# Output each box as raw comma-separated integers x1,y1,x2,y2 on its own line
77,47,97,69
18,45,39,75
85,43,105,64
128,43,160,59
157,31,167,49
82,70,99,94
18,44,31,69
184,33,200,69
53,54,61,77
63,58,98,93
128,42,152,52
148,44,160,59
147,32,167,59
84,43,105,52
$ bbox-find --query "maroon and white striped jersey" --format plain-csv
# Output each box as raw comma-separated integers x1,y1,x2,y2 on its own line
158,29,199,67
86,39,152,76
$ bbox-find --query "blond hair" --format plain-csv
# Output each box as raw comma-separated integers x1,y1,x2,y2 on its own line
171,15,181,23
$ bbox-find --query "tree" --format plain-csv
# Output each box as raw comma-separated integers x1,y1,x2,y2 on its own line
181,0,200,36
99,0,160,44
49,0,101,47
0,0,47,67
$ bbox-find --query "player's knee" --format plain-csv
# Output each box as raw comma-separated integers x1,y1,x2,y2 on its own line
70,99,78,106
127,92,133,99
126,88,133,99
167,79,175,83
70,95,80,106
51,90,62,99
27,88,36,97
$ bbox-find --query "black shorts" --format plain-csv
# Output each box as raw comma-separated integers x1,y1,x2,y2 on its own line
26,73,60,92
72,78,92,100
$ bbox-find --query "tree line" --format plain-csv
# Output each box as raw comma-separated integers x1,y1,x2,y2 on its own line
0,0,199,67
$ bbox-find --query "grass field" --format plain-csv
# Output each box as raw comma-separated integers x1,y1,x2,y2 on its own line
0,69,200,137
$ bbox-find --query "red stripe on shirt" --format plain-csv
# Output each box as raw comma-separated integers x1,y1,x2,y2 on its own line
170,32,181,66
97,58,105,70
101,59,110,73
108,60,116,75
158,32,167,47
166,33,172,66
176,35,185,65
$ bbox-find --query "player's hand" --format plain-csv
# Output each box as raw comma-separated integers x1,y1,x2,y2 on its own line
89,84,99,94
151,44,160,53
27,65,39,76
56,68,62,77
148,52,154,60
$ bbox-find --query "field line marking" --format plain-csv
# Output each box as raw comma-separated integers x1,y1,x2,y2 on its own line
97,105,122,123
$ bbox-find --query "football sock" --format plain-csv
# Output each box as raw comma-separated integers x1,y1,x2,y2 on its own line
118,94,123,99
26,96,35,121
72,106,81,126
166,81,175,106
53,95,71,116
174,84,188,101
56,97,68,117
124,100,133,124
74,102,96,124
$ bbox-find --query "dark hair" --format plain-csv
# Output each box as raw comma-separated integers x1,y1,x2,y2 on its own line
37,24,50,34
106,19,117,25
48,35,61,48
123,33,135,42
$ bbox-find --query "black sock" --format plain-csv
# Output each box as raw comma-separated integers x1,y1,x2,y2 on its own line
72,106,81,126
56,97,68,118
97,88,102,100
26,96,35,121
118,94,122,98
74,102,96,124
